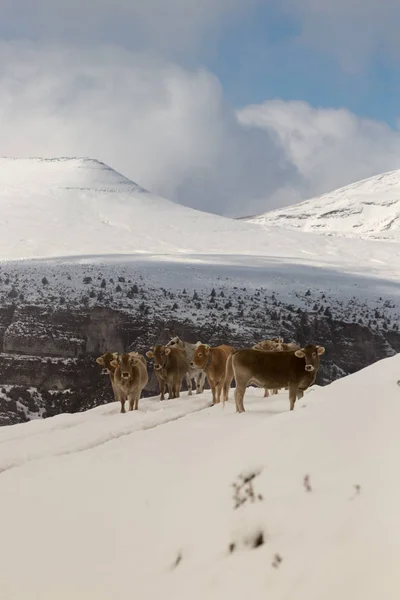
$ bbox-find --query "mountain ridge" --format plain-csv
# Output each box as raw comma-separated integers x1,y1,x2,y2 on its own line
247,168,400,241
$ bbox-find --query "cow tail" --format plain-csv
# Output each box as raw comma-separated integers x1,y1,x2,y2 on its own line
223,352,234,409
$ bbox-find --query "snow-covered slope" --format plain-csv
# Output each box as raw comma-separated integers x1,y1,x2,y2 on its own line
2,157,400,287
247,169,400,241
1,355,400,599
0,156,250,259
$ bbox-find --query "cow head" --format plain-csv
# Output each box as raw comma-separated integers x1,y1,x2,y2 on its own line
295,344,325,372
166,336,182,349
191,343,210,368
111,352,141,379
96,352,119,375
253,339,283,352
146,345,171,371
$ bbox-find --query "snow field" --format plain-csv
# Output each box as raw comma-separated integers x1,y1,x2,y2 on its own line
1,353,400,599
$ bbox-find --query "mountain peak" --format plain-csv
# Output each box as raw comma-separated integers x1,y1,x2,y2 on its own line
247,169,400,241
0,156,146,193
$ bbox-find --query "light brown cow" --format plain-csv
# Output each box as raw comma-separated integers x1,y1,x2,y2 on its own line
110,352,148,412
96,352,120,403
146,345,189,400
191,343,235,405
227,343,325,413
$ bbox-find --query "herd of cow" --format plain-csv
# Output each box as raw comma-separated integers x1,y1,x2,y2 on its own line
96,335,325,414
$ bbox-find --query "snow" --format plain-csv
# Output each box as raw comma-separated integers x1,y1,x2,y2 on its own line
0,157,400,287
247,169,400,241
0,355,400,598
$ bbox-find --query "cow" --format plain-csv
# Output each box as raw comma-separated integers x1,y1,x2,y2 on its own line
166,336,206,395
146,345,189,400
96,352,120,403
110,352,148,412
191,343,235,405
252,339,300,396
227,343,325,413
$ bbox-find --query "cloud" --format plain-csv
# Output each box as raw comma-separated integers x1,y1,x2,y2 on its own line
1,41,400,219
0,0,259,57
238,99,400,207
0,41,297,217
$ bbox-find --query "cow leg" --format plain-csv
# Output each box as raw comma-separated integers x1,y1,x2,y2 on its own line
289,383,298,411
215,381,224,404
120,399,126,413
223,374,233,405
185,373,193,396
159,380,165,401
272,389,278,395
297,390,304,400
175,378,182,399
264,388,269,398
128,394,134,411
197,371,206,394
133,392,140,410
234,385,246,413
209,381,217,404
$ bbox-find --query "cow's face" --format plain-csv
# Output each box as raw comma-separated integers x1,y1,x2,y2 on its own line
166,336,181,349
295,344,325,372
111,352,141,379
96,352,118,375
116,353,133,379
191,344,209,368
146,345,171,370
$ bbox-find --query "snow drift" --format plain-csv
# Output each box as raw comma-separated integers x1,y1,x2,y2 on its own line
0,353,400,599
248,169,400,241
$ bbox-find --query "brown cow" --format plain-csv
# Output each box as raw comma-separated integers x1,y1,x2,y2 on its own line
146,345,189,400
110,352,148,412
191,343,235,405
228,343,325,412
252,339,300,396
96,352,120,403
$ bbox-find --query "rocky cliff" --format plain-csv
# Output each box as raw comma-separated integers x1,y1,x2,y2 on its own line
0,260,399,426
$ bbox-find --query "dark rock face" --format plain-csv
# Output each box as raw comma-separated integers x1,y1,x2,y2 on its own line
0,261,399,426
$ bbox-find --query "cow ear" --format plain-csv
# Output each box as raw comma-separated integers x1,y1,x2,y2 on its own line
110,360,118,368
96,356,104,365
165,347,171,355
317,346,325,355
146,351,154,358
129,351,139,358
195,341,202,347
295,350,305,358
112,352,119,359
204,344,210,355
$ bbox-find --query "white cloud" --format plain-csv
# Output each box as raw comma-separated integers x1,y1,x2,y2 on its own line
0,0,259,56
1,41,400,218
238,99,400,207
0,41,296,217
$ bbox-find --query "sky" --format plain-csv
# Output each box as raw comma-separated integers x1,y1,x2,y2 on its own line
1,0,400,217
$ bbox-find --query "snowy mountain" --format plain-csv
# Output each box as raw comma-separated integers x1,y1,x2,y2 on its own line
1,353,399,599
0,157,400,281
247,169,400,241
